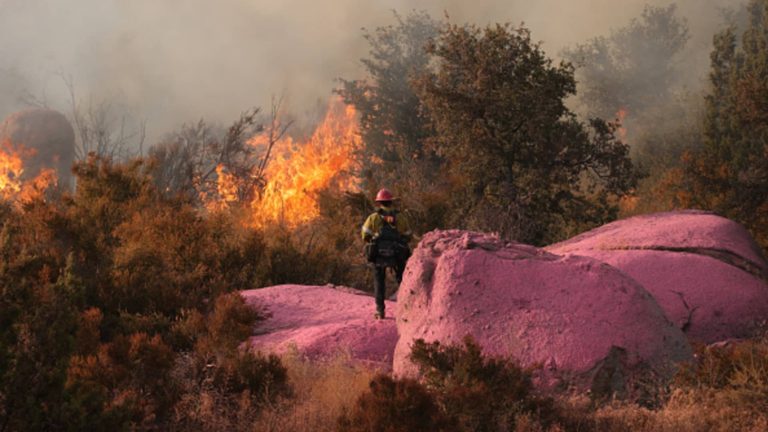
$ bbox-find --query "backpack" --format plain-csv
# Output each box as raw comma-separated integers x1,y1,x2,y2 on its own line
376,220,401,261
365,209,404,265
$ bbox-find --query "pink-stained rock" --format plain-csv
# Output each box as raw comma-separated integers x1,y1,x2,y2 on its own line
243,284,397,367
547,211,768,343
394,230,692,390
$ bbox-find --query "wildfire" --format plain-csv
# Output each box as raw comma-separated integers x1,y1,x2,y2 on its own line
0,139,57,203
210,99,361,228
616,107,628,142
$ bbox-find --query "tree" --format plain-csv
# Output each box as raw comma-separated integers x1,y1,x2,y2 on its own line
337,11,446,230
415,23,636,244
564,5,694,178
564,5,690,120
63,75,147,162
678,0,768,248
149,98,291,208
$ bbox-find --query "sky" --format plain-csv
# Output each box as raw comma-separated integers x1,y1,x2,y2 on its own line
0,0,742,143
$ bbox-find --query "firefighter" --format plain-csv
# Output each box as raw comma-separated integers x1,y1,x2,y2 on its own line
361,188,413,319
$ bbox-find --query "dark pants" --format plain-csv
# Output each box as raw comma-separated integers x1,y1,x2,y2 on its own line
374,258,406,314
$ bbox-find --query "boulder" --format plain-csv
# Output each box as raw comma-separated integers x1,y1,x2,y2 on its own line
547,211,768,343
394,230,691,391
243,284,397,367
0,108,76,189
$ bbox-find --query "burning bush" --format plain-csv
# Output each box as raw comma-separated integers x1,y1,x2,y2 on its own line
0,155,290,429
0,139,58,203
146,98,370,291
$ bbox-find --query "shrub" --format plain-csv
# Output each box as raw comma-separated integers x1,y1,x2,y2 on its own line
336,374,448,432
65,333,177,428
195,292,266,358
0,156,285,429
339,337,555,432
675,338,768,409
410,336,555,431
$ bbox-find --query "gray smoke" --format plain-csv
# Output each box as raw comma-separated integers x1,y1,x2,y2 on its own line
0,0,741,145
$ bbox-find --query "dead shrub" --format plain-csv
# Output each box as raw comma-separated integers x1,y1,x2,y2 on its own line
336,374,449,432
254,351,376,432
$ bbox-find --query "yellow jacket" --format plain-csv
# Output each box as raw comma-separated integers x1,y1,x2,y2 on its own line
361,206,413,242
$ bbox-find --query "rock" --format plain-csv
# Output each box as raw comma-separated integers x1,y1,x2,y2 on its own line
0,108,76,189
547,211,768,343
243,284,397,367
394,230,691,390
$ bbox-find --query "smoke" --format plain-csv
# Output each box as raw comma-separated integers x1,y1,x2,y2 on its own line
0,0,741,144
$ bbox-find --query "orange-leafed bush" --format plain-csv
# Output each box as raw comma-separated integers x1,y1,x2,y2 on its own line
0,155,287,430
66,333,177,428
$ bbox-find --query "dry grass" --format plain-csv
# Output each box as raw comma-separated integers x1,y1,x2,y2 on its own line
170,336,768,431
588,389,768,432
511,390,768,432
253,349,378,432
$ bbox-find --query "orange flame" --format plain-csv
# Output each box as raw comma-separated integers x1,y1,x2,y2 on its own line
0,139,58,203
209,99,361,228
215,164,240,204
253,101,361,227
616,107,628,142
0,141,25,198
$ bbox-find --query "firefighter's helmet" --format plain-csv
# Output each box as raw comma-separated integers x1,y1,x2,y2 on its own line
375,188,394,203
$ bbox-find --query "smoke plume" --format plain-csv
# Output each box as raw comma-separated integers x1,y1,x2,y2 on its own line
0,0,741,144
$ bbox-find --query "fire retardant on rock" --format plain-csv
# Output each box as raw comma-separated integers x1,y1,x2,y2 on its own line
547,210,768,343
243,285,397,367
394,230,692,391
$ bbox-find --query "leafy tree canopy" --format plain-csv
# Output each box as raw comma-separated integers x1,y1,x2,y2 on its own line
679,0,768,248
415,22,637,244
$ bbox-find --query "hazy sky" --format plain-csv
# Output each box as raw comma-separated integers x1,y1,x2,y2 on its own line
0,0,741,142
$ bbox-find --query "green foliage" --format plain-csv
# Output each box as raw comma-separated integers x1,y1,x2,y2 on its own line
337,11,437,172
416,23,637,244
337,11,447,235
557,6,708,219
667,0,768,250
342,13,638,244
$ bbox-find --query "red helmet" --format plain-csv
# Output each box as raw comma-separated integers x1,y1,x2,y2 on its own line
375,188,394,202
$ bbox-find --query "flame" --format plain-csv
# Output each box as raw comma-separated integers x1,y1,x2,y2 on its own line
0,139,58,203
253,101,361,227
616,107,628,142
209,99,361,228
215,164,240,204
0,140,25,198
